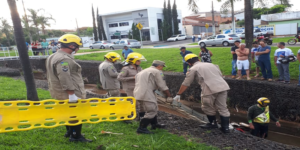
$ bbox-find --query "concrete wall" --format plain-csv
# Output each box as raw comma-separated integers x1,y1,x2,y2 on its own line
261,11,300,22
1,59,299,122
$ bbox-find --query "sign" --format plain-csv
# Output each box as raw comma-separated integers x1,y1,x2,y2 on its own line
222,25,275,34
136,23,143,30
205,24,209,29
114,32,121,36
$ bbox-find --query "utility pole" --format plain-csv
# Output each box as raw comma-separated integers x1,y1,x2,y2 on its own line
76,18,80,36
212,1,216,36
22,0,32,43
231,0,236,34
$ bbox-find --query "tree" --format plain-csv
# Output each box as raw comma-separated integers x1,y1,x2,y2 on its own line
0,18,13,46
21,0,32,43
97,8,103,41
92,5,98,41
167,0,173,36
27,8,43,37
99,16,107,40
37,15,55,35
237,19,245,27
244,0,254,64
253,4,288,19
188,0,199,13
162,0,170,40
7,0,39,101
172,0,179,34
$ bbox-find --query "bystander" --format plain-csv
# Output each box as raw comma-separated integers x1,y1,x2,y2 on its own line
122,46,133,59
274,42,293,84
180,47,192,75
251,41,261,77
199,46,213,63
235,44,251,80
231,40,246,78
41,39,49,55
256,41,273,81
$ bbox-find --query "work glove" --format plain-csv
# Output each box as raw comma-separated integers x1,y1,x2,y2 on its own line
173,95,180,102
69,94,78,103
166,97,173,103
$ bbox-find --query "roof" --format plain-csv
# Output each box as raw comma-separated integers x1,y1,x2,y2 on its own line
182,17,219,26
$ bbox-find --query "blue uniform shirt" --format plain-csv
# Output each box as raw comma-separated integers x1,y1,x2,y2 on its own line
122,48,133,59
180,50,192,62
258,46,271,60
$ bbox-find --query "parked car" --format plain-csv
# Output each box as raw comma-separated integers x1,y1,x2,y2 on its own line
238,32,257,39
167,34,187,42
109,39,141,50
198,34,241,47
89,41,111,49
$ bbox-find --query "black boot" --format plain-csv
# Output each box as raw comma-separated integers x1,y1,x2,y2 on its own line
220,116,230,134
69,124,93,142
137,118,153,134
151,116,166,130
139,112,145,121
64,126,71,138
199,115,218,129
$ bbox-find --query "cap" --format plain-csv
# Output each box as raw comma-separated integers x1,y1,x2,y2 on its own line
153,60,166,67
180,47,186,50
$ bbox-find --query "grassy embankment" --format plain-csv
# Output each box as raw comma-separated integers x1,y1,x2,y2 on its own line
0,76,216,150
75,47,300,79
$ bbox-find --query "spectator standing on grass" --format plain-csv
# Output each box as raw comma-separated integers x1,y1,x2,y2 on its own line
31,41,38,56
235,43,251,80
41,39,49,55
180,47,192,75
256,41,273,81
274,42,293,84
231,40,246,79
198,34,201,41
50,43,59,53
122,46,133,59
251,41,261,78
192,34,195,43
199,46,213,63
25,42,29,50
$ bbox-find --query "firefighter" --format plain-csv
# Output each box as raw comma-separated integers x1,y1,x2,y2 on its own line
248,97,281,138
98,52,121,97
173,54,231,133
134,60,173,134
46,34,92,142
117,52,146,120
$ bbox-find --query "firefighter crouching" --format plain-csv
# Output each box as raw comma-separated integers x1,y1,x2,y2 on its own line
134,60,173,134
248,97,281,138
46,34,92,142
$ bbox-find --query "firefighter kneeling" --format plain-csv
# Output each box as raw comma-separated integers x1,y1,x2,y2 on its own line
248,97,281,138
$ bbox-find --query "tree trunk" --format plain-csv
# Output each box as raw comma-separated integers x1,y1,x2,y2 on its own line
231,0,235,34
7,0,39,101
244,0,254,62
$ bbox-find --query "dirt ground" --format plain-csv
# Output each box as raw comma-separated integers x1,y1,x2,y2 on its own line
156,111,300,150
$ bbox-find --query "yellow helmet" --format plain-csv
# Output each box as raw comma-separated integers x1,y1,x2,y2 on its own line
126,52,147,64
58,34,82,46
104,52,121,62
184,54,198,62
257,97,270,107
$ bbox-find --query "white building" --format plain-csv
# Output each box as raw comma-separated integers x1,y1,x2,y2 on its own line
100,7,184,42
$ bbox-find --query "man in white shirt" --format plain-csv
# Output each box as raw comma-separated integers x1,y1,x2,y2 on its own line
198,34,202,41
251,41,261,78
274,42,294,84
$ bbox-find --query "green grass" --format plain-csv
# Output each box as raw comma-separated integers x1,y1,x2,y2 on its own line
0,76,216,150
0,76,52,100
75,47,300,79
0,121,216,150
189,36,295,45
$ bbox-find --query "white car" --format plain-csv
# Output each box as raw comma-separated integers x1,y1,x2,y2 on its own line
109,39,141,50
167,34,187,42
198,34,241,47
89,41,111,49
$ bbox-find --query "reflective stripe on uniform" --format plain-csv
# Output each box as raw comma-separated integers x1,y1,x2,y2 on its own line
253,106,270,123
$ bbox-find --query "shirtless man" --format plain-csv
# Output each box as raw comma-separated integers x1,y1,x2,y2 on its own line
235,43,251,80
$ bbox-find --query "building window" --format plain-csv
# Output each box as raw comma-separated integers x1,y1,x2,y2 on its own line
119,22,129,27
121,35,128,38
109,23,118,28
178,19,181,23
111,35,120,39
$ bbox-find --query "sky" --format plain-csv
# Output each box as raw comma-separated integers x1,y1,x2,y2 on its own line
0,0,299,30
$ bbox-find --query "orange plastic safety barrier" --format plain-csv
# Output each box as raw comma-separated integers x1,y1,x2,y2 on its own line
0,97,136,133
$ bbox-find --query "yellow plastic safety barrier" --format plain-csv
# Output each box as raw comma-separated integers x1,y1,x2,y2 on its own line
0,97,136,133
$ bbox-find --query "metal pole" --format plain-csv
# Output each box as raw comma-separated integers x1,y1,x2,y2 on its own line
212,1,216,36
139,29,143,48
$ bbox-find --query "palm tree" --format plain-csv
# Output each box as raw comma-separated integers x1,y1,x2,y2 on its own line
37,15,55,35
27,8,44,37
6,0,39,101
0,17,13,46
188,0,199,13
